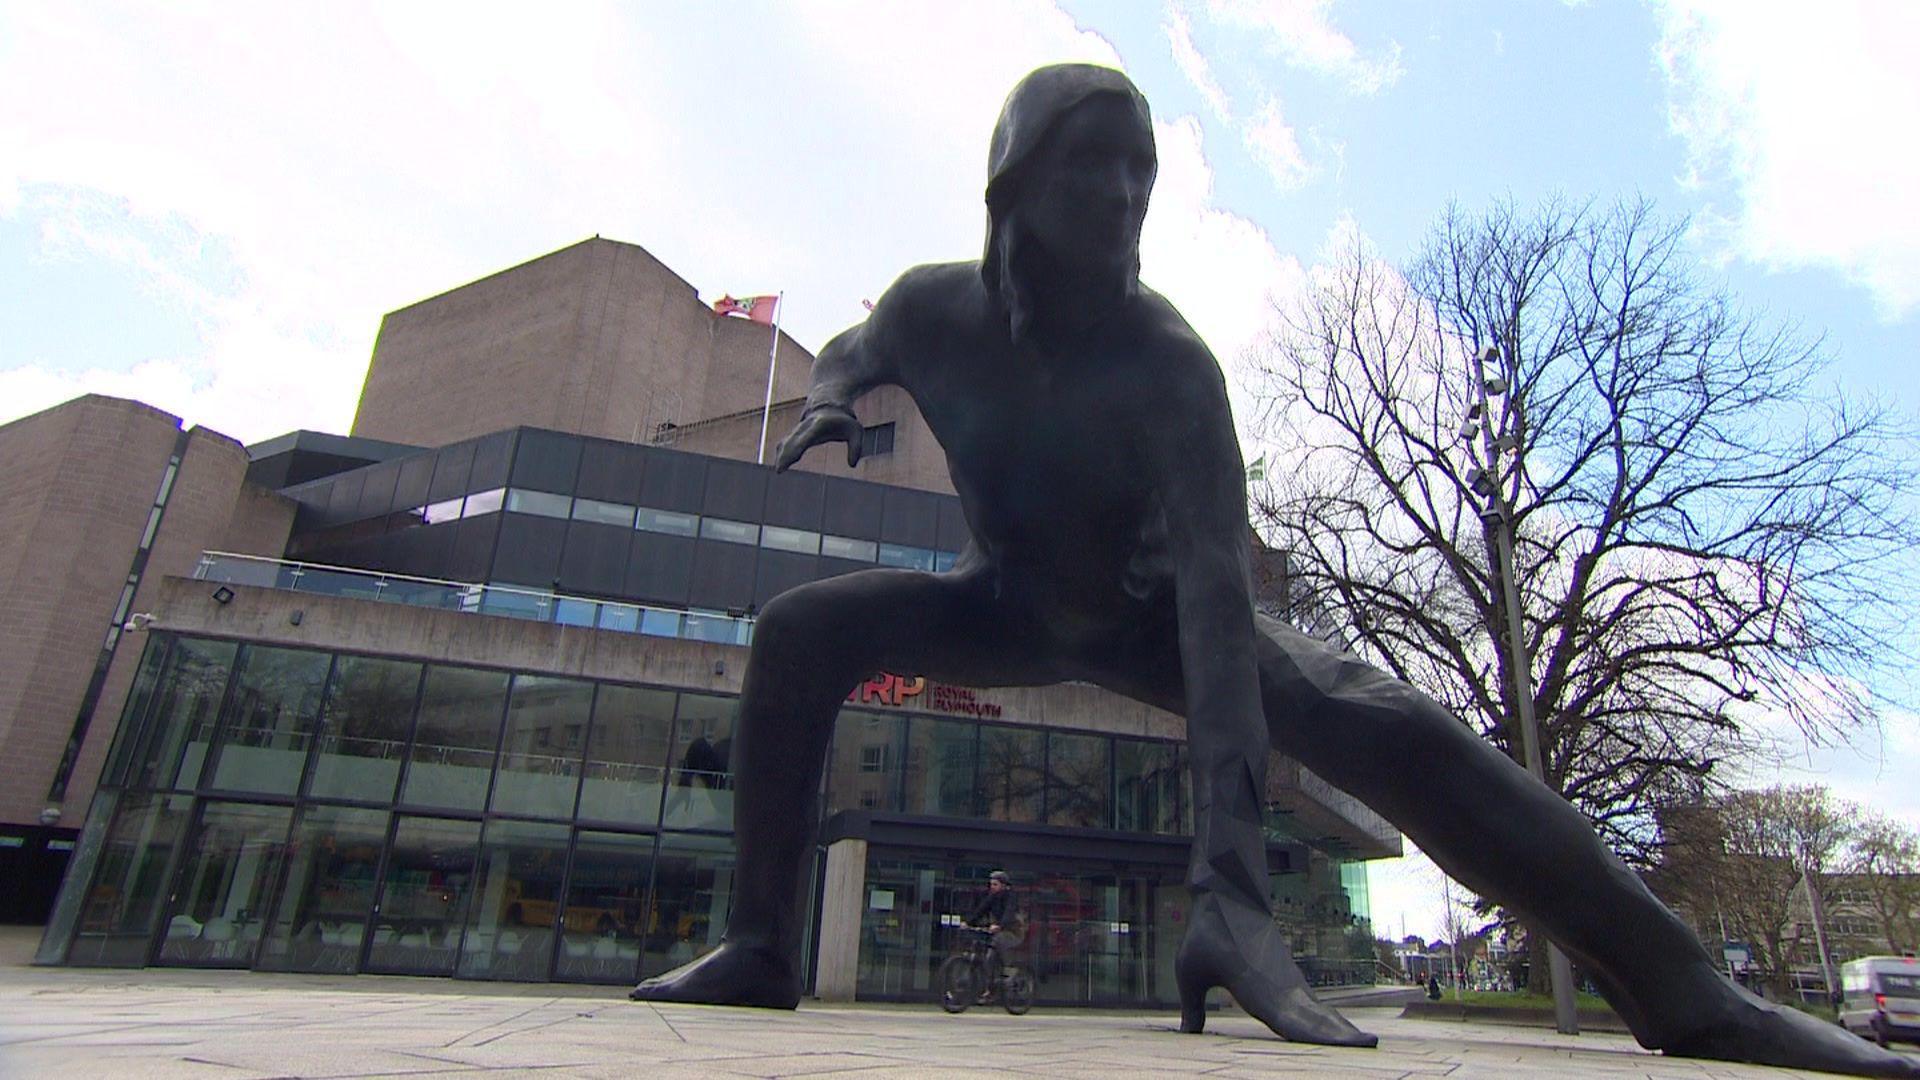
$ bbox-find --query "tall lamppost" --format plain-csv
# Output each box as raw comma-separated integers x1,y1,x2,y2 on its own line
1460,344,1581,1035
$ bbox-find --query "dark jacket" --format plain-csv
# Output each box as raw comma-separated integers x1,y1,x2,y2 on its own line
967,888,1017,929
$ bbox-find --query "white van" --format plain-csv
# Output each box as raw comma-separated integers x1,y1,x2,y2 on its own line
1838,955,1920,1048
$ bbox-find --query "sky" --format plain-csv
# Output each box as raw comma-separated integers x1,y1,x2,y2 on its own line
3,1,1916,943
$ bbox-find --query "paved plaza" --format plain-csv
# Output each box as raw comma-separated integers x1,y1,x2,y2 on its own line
4,930,1915,1079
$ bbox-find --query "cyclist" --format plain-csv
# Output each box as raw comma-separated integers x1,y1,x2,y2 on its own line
965,870,1024,998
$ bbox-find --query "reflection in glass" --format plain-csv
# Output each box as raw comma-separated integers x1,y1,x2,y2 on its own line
505,488,571,518
555,830,654,983
979,727,1044,824
759,525,820,554
400,666,510,811
826,711,904,814
103,642,170,787
489,676,591,818
571,498,635,527
635,508,698,536
820,535,877,562
645,833,735,979
697,517,758,545
554,598,597,627
1045,731,1111,829
1114,739,1183,834
309,656,421,803
209,647,331,794
662,696,734,830
366,816,479,975
579,685,674,825
902,718,977,817
458,820,570,980
66,793,192,966
129,638,237,792
156,801,293,967
256,805,389,973
597,603,641,633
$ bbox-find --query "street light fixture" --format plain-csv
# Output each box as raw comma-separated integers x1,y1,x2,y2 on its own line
1463,343,1581,1036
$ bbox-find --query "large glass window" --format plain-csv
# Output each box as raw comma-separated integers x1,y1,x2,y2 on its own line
578,686,675,826
128,638,237,792
505,488,571,518
309,656,421,803
458,820,571,981
979,727,1045,824
489,676,591,819
208,647,331,795
65,793,192,966
1114,739,1183,834
365,815,480,975
901,718,977,817
820,535,877,562
662,696,734,830
571,498,636,527
635,508,698,536
759,525,820,554
826,711,904,814
1045,731,1111,829
645,833,735,979
400,666,510,811
555,830,654,983
156,801,293,967
698,517,759,545
255,805,389,973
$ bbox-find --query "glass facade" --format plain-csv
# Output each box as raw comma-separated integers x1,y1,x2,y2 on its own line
48,630,1373,1002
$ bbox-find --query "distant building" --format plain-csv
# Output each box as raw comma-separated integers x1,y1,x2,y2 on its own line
16,237,1399,1007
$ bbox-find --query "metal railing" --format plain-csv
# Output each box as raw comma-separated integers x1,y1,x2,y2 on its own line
192,552,756,646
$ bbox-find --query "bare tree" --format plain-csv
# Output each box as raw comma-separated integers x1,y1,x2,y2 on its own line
1844,812,1920,955
1251,197,1918,864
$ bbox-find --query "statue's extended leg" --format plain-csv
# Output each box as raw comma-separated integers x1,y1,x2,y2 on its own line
1245,615,1918,1078
630,567,1056,1009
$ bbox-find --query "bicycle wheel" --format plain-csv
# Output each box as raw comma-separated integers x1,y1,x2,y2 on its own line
1001,967,1033,1015
940,955,979,1013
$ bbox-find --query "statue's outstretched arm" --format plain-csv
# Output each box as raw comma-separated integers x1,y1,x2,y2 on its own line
774,317,895,472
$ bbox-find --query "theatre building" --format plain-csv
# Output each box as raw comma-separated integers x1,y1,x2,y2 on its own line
21,237,1399,1006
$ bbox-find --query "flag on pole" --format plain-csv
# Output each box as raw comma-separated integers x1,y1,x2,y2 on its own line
714,294,779,325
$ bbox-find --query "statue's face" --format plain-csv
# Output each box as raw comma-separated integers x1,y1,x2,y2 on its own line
1017,93,1153,278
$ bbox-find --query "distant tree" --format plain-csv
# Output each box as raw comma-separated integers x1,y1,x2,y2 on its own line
1844,812,1920,955
1654,785,1858,998
1250,196,1919,865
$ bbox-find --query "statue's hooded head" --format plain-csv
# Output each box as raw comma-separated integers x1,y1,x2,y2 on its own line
982,64,1155,341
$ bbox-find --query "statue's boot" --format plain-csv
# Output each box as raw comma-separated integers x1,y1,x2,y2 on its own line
627,938,799,1009
1175,893,1377,1047
1636,969,1920,1077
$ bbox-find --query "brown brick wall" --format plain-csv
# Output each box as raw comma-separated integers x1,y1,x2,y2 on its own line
0,397,185,827
0,400,295,829
350,238,814,450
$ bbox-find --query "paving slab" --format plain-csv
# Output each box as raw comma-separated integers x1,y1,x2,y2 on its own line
3,928,1916,1078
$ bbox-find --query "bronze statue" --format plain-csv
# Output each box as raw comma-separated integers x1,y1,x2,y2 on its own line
632,64,1917,1077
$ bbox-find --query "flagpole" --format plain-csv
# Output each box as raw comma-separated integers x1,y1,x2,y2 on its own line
756,291,784,465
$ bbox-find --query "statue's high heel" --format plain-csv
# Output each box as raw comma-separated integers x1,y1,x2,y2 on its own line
1175,895,1378,1048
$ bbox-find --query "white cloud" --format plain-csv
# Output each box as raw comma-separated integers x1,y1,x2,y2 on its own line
1657,0,1920,319
1244,98,1313,190
1206,0,1404,94
1164,5,1232,120
1141,115,1307,445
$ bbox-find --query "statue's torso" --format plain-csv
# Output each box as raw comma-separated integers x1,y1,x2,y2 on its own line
882,264,1224,621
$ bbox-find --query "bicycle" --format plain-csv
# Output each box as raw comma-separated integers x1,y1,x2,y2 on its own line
939,926,1033,1014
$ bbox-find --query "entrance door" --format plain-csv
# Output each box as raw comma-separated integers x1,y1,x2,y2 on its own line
154,801,293,968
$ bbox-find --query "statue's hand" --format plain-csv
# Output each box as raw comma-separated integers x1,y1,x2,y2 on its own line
774,405,864,472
